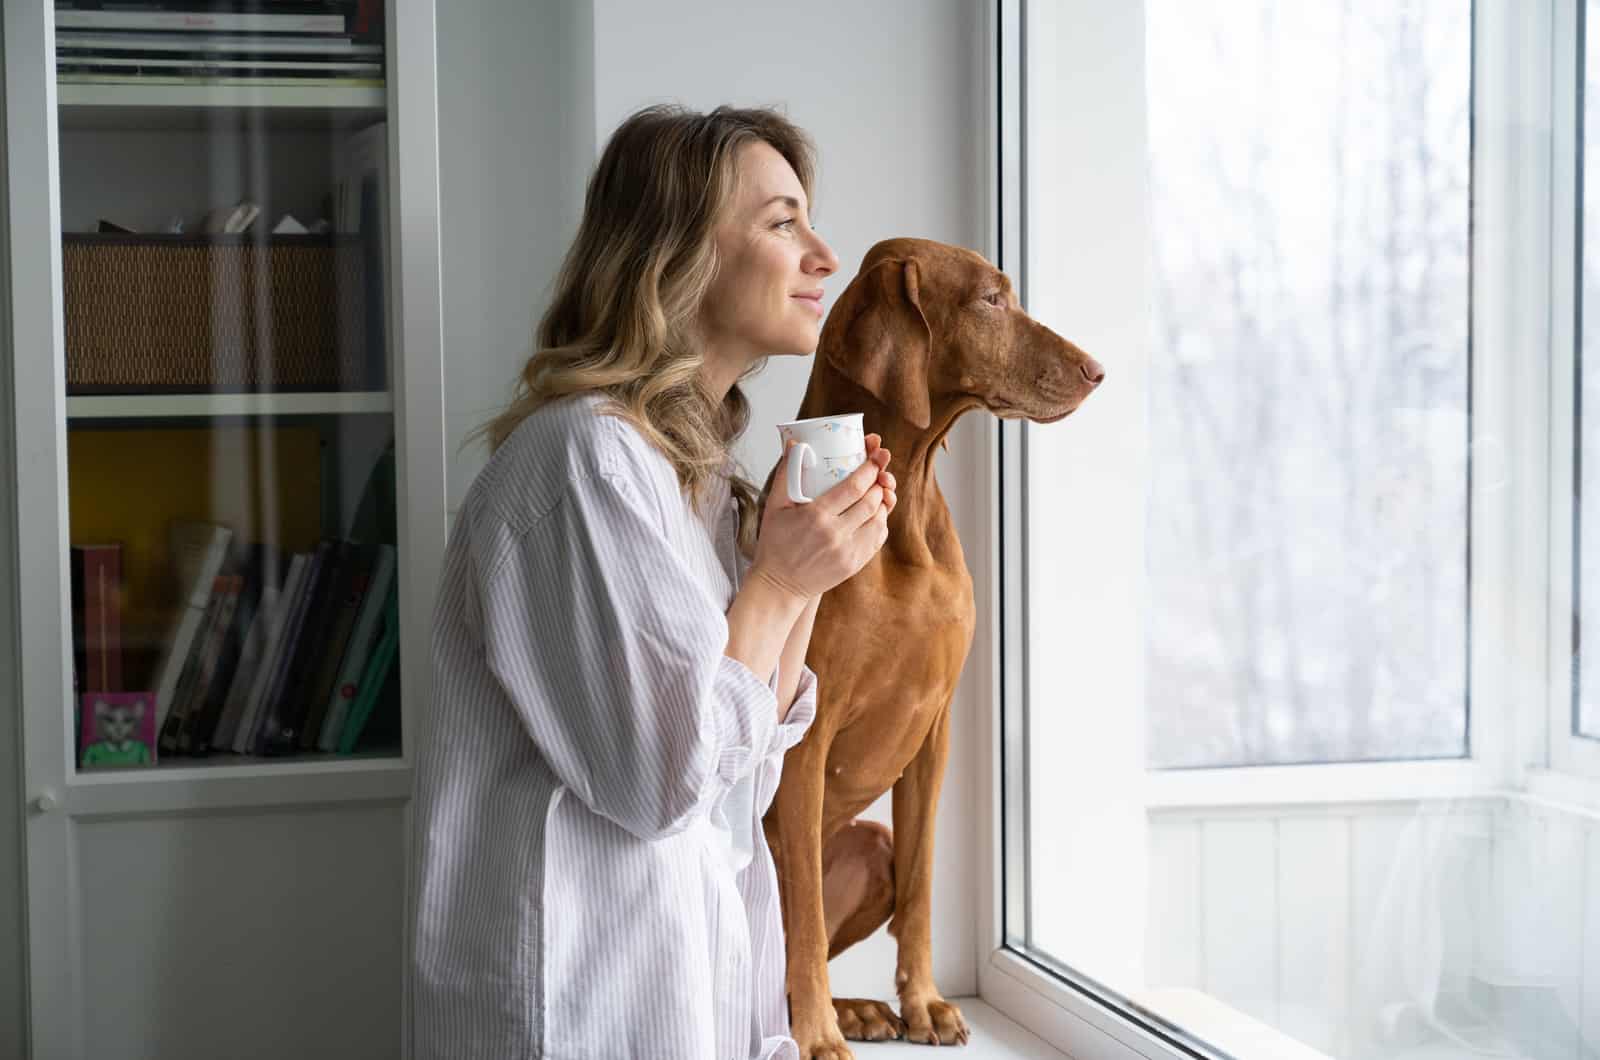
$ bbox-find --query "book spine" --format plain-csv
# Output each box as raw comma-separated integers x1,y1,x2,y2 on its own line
176,575,240,754
298,543,377,749
262,540,346,753
244,546,325,754
317,543,393,750
336,598,397,754
208,582,277,750
191,557,267,754
81,544,122,692
233,554,313,755
158,576,224,755
70,548,86,698
154,524,233,730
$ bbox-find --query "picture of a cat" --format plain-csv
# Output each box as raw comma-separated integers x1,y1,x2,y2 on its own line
80,697,152,767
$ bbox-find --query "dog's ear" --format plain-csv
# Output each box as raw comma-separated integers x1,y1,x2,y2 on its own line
824,257,933,430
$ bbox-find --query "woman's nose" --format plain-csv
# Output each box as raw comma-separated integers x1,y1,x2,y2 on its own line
809,235,838,277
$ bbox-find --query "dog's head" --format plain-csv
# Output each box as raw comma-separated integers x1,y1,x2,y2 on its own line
818,237,1103,429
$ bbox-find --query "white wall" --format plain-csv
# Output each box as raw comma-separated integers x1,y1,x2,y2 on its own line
440,0,991,1002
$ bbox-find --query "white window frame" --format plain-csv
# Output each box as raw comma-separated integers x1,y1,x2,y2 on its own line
1549,0,1600,787
978,0,1581,1055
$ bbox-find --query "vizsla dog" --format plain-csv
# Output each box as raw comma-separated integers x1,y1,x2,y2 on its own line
763,238,1103,1058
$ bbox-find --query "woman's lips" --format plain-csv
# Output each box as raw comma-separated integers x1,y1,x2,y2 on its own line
792,295,824,317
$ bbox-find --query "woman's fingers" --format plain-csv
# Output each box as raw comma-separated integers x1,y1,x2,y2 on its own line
817,455,881,515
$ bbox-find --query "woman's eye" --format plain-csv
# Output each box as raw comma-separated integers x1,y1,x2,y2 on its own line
775,217,796,230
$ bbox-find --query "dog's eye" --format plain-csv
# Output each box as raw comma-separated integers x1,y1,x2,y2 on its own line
982,291,1004,307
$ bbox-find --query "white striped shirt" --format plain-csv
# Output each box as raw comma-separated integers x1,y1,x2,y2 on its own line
411,393,817,1059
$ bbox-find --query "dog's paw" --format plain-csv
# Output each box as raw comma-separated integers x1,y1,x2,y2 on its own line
900,995,970,1046
792,1026,856,1060
833,997,905,1042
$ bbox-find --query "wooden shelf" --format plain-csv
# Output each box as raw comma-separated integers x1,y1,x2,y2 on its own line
67,390,393,420
57,77,385,131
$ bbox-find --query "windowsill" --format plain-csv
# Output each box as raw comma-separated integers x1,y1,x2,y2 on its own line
1143,758,1495,814
851,998,1070,1059
1132,988,1335,1060
1520,768,1600,817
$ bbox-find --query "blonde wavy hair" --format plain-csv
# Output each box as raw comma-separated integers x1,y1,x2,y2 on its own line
474,103,818,557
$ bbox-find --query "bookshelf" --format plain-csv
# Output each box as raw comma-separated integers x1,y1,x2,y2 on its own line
6,1,445,1055
66,390,394,419
58,78,386,131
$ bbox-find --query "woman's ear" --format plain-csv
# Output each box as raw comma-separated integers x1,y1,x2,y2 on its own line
822,258,933,430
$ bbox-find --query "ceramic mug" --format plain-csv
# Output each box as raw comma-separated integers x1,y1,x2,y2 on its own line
777,413,867,503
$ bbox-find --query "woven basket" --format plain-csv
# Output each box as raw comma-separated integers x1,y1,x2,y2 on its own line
62,234,373,393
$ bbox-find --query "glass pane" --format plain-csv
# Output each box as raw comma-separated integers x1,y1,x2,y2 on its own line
57,5,401,772
1012,2,1600,1058
1581,0,1600,742
1144,0,1470,769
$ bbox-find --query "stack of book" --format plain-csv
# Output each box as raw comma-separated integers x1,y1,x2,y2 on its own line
149,521,401,759
54,2,384,85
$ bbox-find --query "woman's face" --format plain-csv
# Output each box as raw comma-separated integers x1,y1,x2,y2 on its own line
699,142,839,377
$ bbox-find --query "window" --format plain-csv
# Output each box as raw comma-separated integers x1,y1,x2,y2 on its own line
1143,0,1472,770
990,2,1597,1059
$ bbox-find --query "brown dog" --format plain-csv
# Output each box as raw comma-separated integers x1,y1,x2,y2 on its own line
762,238,1103,1058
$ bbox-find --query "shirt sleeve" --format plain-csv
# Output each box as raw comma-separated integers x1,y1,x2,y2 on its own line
754,661,819,817
477,468,781,841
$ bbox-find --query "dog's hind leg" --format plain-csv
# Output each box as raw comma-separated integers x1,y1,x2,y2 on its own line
823,818,895,957
823,819,907,1042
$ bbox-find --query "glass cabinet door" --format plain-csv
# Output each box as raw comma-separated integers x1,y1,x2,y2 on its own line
54,3,402,771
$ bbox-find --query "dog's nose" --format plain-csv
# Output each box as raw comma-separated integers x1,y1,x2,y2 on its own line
1080,356,1105,386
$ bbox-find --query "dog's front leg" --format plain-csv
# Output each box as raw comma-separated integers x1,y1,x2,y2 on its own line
890,700,970,1045
768,734,855,1059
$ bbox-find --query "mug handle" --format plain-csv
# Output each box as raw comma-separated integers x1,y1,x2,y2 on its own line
786,442,817,503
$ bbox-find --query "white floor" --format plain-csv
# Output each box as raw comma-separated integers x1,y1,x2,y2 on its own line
849,997,1071,1059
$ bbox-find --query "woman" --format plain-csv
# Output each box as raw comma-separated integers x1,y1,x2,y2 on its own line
410,104,896,1059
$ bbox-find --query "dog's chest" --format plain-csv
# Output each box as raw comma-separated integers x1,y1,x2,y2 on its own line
817,547,975,790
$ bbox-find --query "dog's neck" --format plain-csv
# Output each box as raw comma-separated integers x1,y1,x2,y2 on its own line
797,359,980,563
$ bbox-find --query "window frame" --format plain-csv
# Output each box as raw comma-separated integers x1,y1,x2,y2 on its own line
1552,0,1600,785
980,0,1574,1055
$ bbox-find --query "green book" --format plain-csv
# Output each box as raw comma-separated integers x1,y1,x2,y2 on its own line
337,586,398,754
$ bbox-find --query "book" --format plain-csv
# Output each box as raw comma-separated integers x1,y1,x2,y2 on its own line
347,647,399,753
316,542,394,750
260,538,349,754
220,552,308,752
151,521,232,732
205,579,276,750
169,573,241,754
157,573,227,755
237,543,324,754
337,582,397,753
298,541,380,750
70,543,123,693
190,543,282,752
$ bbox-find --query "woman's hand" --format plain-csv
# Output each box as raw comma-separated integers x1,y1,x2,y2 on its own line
750,434,897,601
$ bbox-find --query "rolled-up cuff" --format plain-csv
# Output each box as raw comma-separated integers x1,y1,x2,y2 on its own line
711,654,781,783
771,663,818,755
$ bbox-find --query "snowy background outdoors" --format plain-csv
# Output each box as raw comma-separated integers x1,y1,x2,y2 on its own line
1143,0,1474,769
